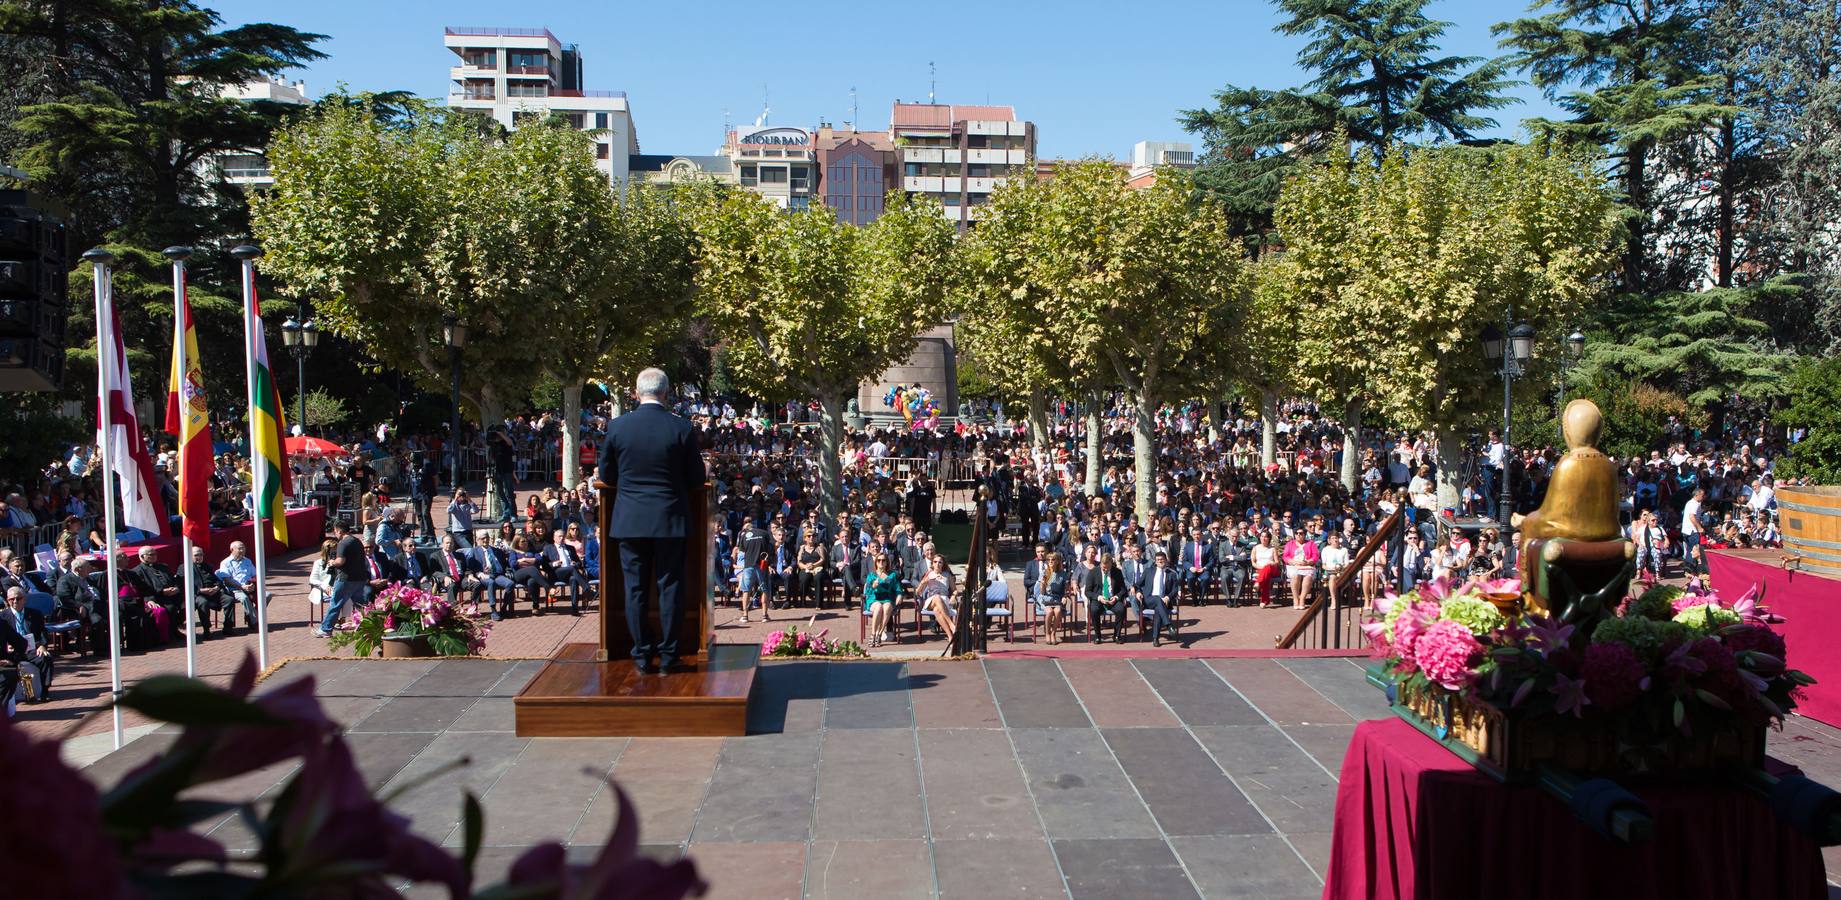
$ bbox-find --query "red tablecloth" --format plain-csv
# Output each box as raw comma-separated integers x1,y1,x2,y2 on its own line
1323,718,1827,900
1708,549,1841,727
92,506,329,569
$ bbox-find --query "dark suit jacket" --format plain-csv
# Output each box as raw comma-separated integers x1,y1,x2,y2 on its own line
436,549,479,582
0,615,25,663
597,403,704,539
1179,540,1213,572
2,607,46,646
1143,566,1181,603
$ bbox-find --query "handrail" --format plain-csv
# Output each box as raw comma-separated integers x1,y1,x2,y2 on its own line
1274,507,1402,649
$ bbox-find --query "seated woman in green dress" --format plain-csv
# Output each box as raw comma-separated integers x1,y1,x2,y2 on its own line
864,553,903,648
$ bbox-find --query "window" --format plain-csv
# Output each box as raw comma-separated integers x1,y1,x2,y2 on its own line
858,165,878,184
740,164,758,186
789,196,810,211
790,166,809,191
760,166,788,184
506,82,547,98
508,51,547,73
595,112,608,129
942,193,961,206
967,134,988,148
566,112,586,129
968,164,989,178
596,143,609,160
462,50,496,68
829,164,849,184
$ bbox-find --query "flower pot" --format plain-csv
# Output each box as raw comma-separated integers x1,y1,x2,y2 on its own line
380,633,434,658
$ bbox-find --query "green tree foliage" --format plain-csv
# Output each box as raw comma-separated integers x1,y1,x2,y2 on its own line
252,99,553,430
1778,356,1841,484
1575,277,1799,423
1495,0,1730,294
0,0,324,409
966,161,1250,520
299,387,349,431
1180,0,1512,244
1271,142,1621,505
681,185,957,517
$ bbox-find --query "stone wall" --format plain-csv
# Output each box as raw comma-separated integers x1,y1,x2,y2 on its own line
858,323,958,420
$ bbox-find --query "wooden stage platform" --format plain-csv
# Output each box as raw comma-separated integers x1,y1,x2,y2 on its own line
514,479,759,737
512,642,760,737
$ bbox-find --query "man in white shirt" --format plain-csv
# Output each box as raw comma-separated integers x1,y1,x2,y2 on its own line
1748,478,1775,515
1680,488,1706,575
1482,430,1506,520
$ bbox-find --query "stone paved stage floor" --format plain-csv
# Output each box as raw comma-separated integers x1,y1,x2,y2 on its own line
80,656,1841,899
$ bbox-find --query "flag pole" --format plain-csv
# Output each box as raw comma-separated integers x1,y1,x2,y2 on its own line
234,245,270,671
84,247,123,750
165,247,196,678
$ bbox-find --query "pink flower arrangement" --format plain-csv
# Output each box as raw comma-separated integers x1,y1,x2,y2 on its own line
328,582,493,657
1580,641,1647,712
1413,619,1482,690
763,625,862,658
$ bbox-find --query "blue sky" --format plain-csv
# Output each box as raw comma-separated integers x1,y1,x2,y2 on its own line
210,0,1565,160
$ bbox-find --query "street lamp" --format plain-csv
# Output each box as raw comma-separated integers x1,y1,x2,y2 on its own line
1558,330,1586,437
442,314,467,497
1481,319,1534,529
279,306,320,435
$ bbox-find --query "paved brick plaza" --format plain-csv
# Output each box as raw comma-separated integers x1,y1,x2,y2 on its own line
75,655,1841,899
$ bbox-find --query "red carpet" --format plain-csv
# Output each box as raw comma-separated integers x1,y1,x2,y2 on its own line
1708,548,1841,728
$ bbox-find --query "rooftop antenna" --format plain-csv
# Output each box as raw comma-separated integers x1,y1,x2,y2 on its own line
928,61,936,104
722,107,731,141
755,85,770,127
849,85,858,132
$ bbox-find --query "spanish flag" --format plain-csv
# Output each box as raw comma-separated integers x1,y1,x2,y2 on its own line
246,282,290,543
164,276,212,547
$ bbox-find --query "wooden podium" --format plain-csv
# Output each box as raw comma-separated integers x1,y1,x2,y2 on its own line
513,480,759,737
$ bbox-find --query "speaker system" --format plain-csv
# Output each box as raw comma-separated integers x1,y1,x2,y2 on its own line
0,189,69,391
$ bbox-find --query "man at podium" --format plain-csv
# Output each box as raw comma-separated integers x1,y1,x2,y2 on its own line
598,368,704,674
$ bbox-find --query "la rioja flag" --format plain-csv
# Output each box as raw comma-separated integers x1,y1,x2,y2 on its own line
99,306,167,534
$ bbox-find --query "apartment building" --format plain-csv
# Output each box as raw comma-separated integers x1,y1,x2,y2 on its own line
212,76,311,189
443,26,637,184
1127,140,1195,189
815,126,897,226
723,125,817,209
889,102,1034,229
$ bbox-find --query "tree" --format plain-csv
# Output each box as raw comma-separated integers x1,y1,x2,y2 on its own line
253,99,548,432
299,387,349,431
457,124,696,488
1495,0,1728,294
1257,155,1384,492
1730,0,1841,351
1574,277,1801,433
1,0,325,406
1271,142,1621,507
957,169,1107,458
1181,0,1512,242
973,161,1250,521
682,186,957,518
1779,356,1841,485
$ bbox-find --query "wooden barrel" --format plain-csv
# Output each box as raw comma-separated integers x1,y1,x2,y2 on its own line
1779,486,1841,578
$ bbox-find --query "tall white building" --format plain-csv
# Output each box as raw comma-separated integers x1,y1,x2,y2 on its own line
443,26,638,185
1127,140,1195,189
212,76,310,189
724,125,816,210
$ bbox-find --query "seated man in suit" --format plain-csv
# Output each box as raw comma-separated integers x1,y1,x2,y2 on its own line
1142,550,1181,647
186,545,228,637
55,556,107,653
469,529,518,620
3,586,53,701
1179,527,1213,605
215,542,267,628
540,528,588,616
433,534,486,609
392,536,433,589
597,367,704,674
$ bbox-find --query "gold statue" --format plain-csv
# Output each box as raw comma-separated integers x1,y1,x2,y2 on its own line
1513,399,1629,617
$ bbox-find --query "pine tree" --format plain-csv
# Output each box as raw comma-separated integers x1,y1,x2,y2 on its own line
1181,0,1511,246
1495,0,1731,294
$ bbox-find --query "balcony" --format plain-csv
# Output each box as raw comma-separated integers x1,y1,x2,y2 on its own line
506,64,551,76
450,89,497,102
903,176,945,193
901,147,944,164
